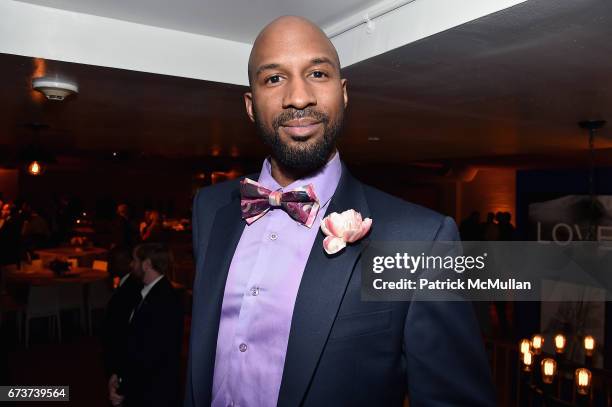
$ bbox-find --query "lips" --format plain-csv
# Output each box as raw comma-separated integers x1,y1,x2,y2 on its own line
280,118,322,138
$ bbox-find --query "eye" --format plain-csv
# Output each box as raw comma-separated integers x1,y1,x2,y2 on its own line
265,75,282,84
310,71,328,79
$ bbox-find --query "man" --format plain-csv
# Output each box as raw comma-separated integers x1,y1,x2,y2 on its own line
109,203,136,278
0,203,20,266
186,16,495,407
108,243,183,407
141,210,165,243
102,262,143,380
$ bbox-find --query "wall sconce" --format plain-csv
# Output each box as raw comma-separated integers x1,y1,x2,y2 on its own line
575,368,592,396
522,351,533,372
531,334,544,355
584,335,595,357
519,339,531,355
28,160,44,176
541,358,557,384
554,334,566,354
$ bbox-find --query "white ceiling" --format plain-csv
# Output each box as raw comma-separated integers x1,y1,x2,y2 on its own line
15,0,385,43
3,0,525,85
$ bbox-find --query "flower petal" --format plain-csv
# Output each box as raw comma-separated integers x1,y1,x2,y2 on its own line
320,215,333,236
323,236,346,255
351,217,372,242
343,226,361,243
327,212,345,238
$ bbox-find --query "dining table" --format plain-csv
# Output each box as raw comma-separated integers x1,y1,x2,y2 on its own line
5,266,108,286
34,246,108,267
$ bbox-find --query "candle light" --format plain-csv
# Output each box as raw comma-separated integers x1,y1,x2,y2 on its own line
540,358,556,384
584,335,595,357
531,334,544,354
522,350,533,372
575,368,592,396
28,160,43,176
519,338,531,355
554,334,566,353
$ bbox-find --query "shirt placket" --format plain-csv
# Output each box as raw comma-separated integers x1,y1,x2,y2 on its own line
227,209,287,406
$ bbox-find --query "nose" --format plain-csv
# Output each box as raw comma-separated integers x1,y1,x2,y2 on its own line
282,77,316,110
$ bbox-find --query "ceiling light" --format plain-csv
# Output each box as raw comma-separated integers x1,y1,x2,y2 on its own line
32,77,78,101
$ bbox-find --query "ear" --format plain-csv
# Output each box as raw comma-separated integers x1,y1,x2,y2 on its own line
341,78,348,108
244,91,255,123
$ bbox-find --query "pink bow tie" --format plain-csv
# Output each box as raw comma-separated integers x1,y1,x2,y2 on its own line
239,178,320,227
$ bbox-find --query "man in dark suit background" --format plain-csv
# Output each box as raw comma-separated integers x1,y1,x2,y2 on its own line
102,267,142,379
185,16,495,407
108,243,183,407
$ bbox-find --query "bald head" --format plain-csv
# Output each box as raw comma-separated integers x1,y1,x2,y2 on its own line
248,16,341,84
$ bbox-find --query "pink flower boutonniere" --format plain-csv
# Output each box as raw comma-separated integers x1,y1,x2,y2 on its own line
320,209,372,255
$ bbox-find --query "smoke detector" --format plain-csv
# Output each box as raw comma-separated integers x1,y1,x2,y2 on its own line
32,77,78,101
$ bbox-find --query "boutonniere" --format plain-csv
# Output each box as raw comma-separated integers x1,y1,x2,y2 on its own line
320,209,372,255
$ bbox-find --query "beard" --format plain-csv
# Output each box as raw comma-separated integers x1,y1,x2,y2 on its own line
254,104,344,175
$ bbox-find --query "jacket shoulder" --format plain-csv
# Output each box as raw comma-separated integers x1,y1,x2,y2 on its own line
361,184,453,240
148,278,183,312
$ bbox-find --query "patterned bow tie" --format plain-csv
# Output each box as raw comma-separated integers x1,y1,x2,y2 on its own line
240,178,320,227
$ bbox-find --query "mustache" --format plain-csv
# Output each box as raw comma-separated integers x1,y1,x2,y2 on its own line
272,107,329,130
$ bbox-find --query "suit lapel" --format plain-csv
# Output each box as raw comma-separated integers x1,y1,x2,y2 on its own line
277,168,371,407
191,189,246,406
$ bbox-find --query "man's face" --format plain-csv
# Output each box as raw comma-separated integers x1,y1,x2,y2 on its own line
245,20,348,174
1,204,10,219
117,204,128,218
130,253,144,280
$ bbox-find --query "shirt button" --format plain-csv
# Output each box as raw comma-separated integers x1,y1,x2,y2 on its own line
239,343,248,352
250,286,260,296
269,232,278,241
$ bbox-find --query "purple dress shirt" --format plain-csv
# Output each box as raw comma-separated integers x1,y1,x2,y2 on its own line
211,152,342,407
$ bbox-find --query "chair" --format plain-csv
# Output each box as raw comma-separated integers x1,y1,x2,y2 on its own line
58,283,85,332
86,280,112,335
92,260,108,272
0,264,19,294
24,285,61,348
0,293,25,344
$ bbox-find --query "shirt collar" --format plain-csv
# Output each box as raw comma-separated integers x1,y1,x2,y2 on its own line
141,274,164,299
257,150,342,208
119,273,131,287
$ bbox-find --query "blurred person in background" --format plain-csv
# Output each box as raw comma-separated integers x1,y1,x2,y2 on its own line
108,243,183,407
21,205,51,252
139,210,151,241
141,210,164,243
0,203,20,267
109,203,137,278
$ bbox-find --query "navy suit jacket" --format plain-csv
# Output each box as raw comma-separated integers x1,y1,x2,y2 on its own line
121,277,184,407
185,165,495,407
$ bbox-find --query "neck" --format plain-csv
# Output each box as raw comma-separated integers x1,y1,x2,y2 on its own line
270,149,337,187
143,271,162,286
